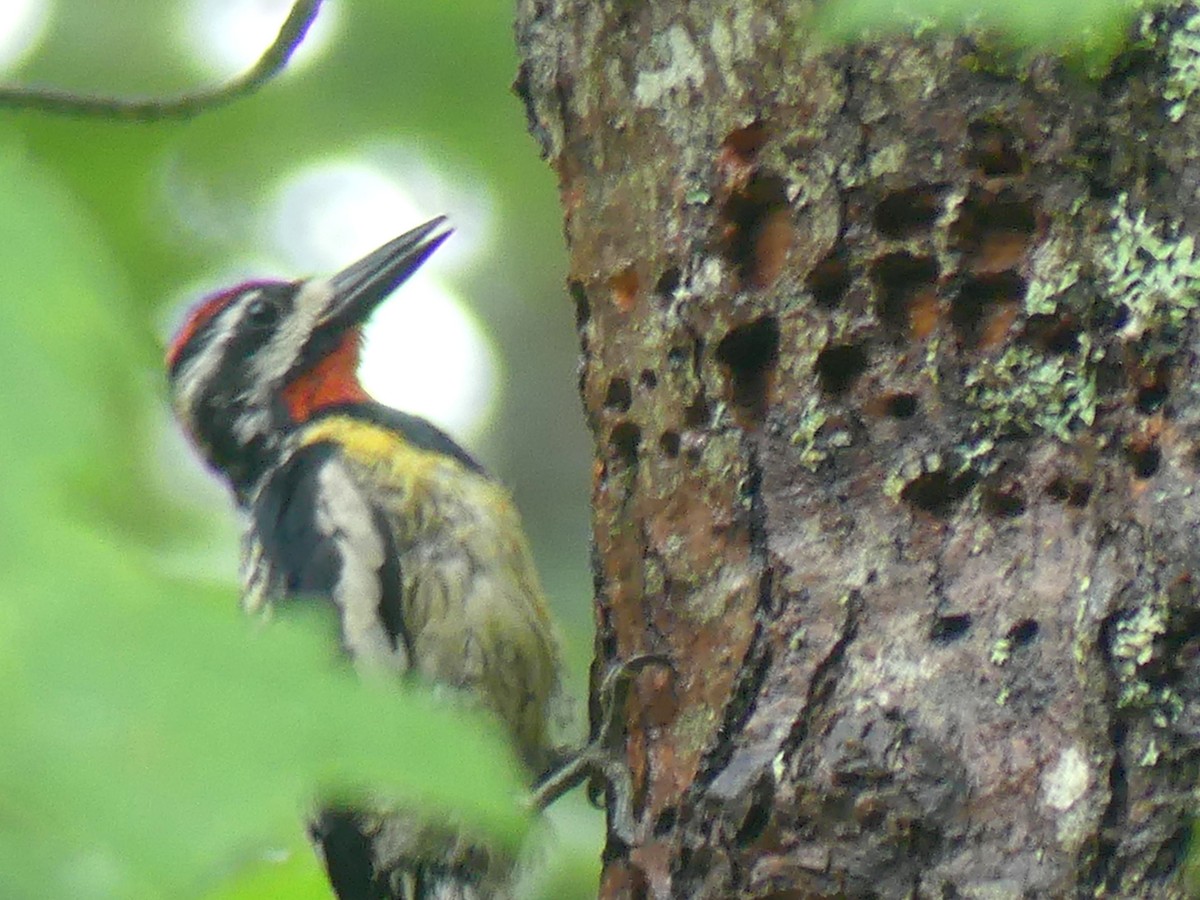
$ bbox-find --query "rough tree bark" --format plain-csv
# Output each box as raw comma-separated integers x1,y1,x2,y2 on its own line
516,2,1200,897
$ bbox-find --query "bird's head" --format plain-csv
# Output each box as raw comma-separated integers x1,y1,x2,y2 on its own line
166,216,451,494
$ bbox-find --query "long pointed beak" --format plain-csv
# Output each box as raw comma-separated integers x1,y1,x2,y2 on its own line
317,216,452,331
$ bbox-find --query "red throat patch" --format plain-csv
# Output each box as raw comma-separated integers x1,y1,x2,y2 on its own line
280,328,370,423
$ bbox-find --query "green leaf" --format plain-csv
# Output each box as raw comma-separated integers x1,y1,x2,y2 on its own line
0,142,528,898
199,832,336,900
812,0,1146,66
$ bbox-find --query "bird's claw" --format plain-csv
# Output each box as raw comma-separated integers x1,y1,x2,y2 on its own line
529,653,673,844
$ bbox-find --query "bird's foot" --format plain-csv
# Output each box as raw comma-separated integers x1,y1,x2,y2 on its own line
529,653,672,844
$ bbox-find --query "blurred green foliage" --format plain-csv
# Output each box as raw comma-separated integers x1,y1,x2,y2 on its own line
812,0,1151,67
0,141,553,895
4,0,1193,896
5,0,593,644
0,1,599,896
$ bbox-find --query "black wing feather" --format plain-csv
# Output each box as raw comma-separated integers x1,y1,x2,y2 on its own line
253,440,411,657
254,441,343,597
370,503,412,658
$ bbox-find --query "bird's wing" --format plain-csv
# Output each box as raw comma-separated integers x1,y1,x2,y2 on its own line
246,440,410,671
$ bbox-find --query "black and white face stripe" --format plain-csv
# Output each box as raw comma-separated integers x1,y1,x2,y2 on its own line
168,281,303,489
166,217,452,498
168,282,281,377
170,276,354,420
168,276,372,495
249,277,339,387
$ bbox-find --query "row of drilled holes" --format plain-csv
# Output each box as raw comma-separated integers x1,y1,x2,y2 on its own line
720,117,1027,291
604,304,1164,509
931,614,1040,646
606,325,1164,490
897,449,1174,516
811,182,1039,350
598,118,1151,507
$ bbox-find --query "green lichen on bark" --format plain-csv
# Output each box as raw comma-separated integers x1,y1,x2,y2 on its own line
963,337,1101,442
1099,191,1200,358
1165,7,1200,121
1111,593,1185,725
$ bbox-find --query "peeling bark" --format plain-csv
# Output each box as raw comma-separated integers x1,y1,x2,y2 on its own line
516,2,1200,896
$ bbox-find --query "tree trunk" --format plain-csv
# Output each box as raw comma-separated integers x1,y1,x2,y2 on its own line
516,2,1200,897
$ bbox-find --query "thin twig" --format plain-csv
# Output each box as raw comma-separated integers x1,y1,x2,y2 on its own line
0,0,323,122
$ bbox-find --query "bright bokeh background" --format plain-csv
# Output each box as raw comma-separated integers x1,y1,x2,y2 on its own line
0,1,595,896
6,0,591,649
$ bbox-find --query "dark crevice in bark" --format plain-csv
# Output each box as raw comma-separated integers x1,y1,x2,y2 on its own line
1088,719,1129,894
511,62,550,161
1088,598,1136,893
732,772,775,847
641,550,677,656
655,267,681,298
689,329,706,379
779,589,861,761
691,444,772,796
591,539,615,660
745,439,770,588
691,439,774,791
692,630,772,791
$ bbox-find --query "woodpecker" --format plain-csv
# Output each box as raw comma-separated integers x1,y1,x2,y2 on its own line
166,218,562,898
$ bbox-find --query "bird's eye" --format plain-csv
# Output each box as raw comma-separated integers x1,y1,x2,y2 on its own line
246,295,278,325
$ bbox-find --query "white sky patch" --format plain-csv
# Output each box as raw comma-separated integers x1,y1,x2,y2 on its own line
266,156,485,274
268,157,500,442
0,0,51,74
359,274,501,442
269,160,430,274
180,0,338,78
